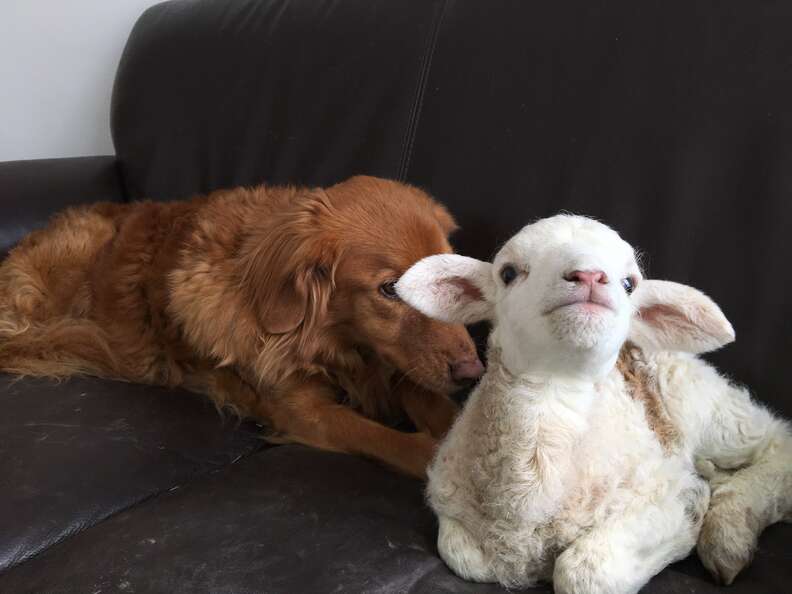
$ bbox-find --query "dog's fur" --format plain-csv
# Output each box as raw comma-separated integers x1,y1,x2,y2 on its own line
0,175,481,477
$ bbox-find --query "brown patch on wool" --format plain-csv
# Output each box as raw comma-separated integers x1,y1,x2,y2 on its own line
616,343,681,452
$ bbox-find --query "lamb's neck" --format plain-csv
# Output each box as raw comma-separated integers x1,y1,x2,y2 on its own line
516,373,597,416
493,326,620,384
515,371,594,392
483,345,600,412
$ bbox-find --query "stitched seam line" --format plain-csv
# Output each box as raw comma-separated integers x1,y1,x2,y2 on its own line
397,0,449,181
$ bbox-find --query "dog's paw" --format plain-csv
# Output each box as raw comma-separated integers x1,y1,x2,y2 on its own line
256,423,295,445
697,498,758,585
404,431,439,478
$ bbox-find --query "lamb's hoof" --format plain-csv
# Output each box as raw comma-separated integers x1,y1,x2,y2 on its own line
697,505,758,586
437,517,494,583
700,555,744,586
553,545,616,594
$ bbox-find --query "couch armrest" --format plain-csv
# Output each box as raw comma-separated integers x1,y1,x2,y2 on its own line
0,156,125,256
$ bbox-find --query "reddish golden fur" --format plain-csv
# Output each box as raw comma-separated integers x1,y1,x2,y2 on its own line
0,176,479,477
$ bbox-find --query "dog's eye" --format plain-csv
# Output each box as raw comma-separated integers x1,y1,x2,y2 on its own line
500,264,518,286
621,277,636,295
379,281,399,300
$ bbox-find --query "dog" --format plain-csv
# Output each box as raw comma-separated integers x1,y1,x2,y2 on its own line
0,175,483,478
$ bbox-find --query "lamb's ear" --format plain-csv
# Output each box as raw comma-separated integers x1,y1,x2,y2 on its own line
628,280,735,354
395,254,495,324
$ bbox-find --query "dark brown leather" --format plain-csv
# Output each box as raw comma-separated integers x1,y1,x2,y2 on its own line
0,376,263,574
112,0,447,200
0,157,125,257
0,445,788,594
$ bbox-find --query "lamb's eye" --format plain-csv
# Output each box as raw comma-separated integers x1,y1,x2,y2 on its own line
621,277,636,295
379,280,400,300
500,264,518,286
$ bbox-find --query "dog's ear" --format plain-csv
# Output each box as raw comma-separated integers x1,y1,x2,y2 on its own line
238,192,336,336
432,203,459,236
256,263,330,335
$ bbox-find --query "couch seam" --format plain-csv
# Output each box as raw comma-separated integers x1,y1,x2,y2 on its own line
0,440,267,577
113,158,132,203
397,0,449,182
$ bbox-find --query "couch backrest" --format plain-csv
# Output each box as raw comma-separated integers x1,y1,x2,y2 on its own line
112,0,792,414
111,0,445,198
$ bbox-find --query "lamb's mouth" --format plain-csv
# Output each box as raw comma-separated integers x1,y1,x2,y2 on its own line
544,297,614,315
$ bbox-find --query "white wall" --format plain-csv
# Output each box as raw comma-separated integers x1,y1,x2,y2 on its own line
0,0,160,162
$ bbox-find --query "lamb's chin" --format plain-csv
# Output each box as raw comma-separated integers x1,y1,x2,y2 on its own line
547,305,613,350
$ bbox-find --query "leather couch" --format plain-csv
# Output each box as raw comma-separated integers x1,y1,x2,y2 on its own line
1,1,790,592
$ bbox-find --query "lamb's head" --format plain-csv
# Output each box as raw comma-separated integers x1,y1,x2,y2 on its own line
396,214,735,381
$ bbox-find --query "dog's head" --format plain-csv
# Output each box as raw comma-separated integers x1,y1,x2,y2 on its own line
239,176,482,394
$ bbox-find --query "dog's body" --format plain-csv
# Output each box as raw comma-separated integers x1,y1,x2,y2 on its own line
0,176,483,477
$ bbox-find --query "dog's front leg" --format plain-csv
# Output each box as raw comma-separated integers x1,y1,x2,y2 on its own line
258,376,438,479
393,378,459,440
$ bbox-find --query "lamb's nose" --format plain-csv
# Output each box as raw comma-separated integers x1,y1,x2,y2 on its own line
450,358,485,385
563,269,608,286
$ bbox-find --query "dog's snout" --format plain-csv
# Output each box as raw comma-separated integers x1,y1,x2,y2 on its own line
450,358,485,384
563,269,608,286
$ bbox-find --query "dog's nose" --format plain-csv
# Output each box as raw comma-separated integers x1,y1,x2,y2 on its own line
563,269,608,286
450,358,485,384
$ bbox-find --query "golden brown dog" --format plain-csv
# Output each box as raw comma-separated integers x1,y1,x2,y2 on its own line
0,176,483,477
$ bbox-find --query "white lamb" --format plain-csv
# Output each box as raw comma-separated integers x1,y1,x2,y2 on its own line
395,214,792,593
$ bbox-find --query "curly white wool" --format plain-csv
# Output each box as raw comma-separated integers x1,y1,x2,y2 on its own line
396,214,792,593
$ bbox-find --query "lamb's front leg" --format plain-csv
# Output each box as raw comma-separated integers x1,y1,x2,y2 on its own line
553,477,708,594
